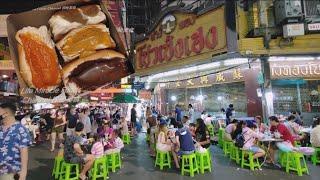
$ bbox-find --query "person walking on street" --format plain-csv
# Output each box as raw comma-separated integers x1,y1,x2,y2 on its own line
66,107,78,136
131,104,137,136
188,104,195,123
0,103,31,180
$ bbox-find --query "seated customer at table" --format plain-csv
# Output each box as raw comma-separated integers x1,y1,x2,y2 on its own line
195,118,211,149
91,134,104,159
269,116,295,163
156,120,180,168
255,116,268,133
285,115,307,144
242,123,265,159
311,117,320,147
224,119,238,141
175,122,196,155
104,129,124,154
189,123,196,137
182,116,190,128
64,122,95,180
97,120,113,138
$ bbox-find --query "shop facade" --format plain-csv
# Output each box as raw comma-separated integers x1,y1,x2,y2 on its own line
155,65,262,117
270,59,320,123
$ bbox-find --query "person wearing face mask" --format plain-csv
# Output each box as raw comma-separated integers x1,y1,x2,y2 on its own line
0,103,31,180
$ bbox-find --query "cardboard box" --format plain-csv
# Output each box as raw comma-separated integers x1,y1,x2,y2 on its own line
7,0,134,103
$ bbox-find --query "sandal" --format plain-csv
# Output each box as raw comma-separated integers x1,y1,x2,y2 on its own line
79,174,87,180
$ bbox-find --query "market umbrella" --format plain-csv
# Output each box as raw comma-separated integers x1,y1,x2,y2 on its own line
112,94,139,103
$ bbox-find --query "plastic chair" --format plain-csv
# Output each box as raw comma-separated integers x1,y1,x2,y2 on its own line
218,128,225,148
90,156,109,180
181,153,199,177
106,152,122,172
59,162,80,180
285,152,309,176
196,151,212,174
311,147,320,165
241,150,260,171
207,124,214,138
223,141,233,156
154,149,171,170
122,133,131,144
52,156,64,179
230,144,241,164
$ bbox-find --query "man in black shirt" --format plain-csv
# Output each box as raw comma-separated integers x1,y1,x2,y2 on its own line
66,107,78,136
226,104,234,126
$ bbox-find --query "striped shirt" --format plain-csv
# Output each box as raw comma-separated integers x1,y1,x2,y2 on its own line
91,141,104,158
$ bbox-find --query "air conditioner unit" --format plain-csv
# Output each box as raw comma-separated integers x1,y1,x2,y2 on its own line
274,0,303,25
302,0,320,25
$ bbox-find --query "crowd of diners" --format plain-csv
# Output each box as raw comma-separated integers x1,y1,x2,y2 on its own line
147,104,320,169
1,101,320,179
1,102,132,180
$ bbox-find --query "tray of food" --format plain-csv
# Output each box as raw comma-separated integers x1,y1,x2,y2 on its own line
7,0,134,102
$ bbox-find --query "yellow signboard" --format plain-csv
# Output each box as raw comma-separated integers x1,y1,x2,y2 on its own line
135,6,227,76
121,84,132,89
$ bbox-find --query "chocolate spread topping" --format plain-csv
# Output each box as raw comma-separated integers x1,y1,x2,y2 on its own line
70,58,128,90
80,5,100,17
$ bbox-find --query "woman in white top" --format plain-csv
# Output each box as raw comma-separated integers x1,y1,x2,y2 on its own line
156,120,180,168
311,117,320,147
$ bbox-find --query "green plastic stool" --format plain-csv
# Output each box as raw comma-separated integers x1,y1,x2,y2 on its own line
154,149,171,170
286,152,309,176
218,128,225,148
241,150,260,171
122,133,131,144
279,150,293,167
223,141,233,156
106,152,122,172
207,125,214,138
52,156,64,179
311,147,320,165
181,153,199,177
59,162,80,180
196,151,212,174
230,144,241,164
90,156,109,180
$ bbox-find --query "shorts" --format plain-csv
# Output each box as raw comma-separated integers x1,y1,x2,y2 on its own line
52,126,64,134
69,155,87,164
248,146,262,153
178,150,194,156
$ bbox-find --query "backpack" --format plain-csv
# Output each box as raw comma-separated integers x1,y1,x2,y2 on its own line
234,130,249,148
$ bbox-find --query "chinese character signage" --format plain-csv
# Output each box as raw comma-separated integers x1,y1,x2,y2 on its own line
135,6,227,76
166,68,245,89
